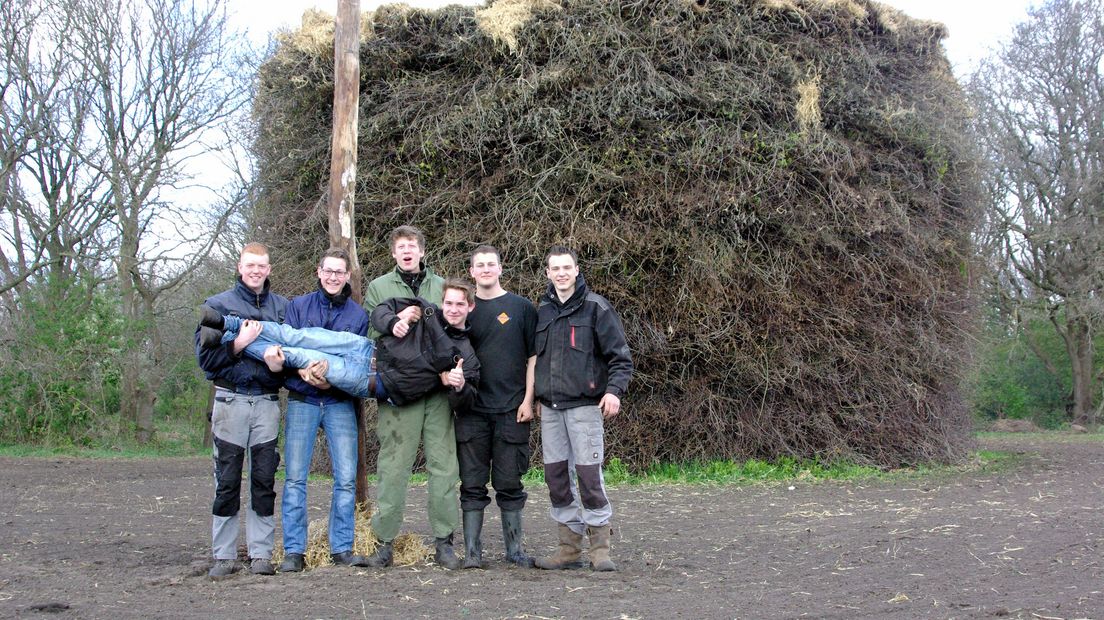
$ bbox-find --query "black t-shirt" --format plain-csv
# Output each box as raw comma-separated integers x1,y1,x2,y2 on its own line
468,292,537,414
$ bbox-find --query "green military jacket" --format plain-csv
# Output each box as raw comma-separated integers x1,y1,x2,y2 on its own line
364,265,445,339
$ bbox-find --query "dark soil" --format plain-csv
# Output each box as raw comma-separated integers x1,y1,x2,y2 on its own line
1,435,1101,619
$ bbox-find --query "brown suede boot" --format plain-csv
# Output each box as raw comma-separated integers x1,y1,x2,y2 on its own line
586,524,617,571
534,524,585,570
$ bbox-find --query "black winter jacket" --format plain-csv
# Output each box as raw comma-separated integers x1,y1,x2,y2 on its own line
196,277,288,394
535,274,632,410
371,297,480,410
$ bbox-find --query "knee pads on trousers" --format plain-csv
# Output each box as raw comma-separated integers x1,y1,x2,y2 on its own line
250,438,279,517
212,437,245,517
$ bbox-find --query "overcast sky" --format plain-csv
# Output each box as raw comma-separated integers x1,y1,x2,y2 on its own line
230,0,1038,77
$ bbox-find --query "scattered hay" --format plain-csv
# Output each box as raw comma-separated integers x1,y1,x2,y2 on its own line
392,533,433,567
303,511,337,568
757,0,805,15
270,503,431,570
819,0,867,22
873,1,903,33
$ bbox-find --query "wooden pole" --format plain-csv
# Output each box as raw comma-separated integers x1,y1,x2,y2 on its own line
328,0,370,506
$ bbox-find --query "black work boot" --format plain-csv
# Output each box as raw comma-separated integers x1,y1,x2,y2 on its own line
331,551,370,567
250,558,275,575
462,510,483,569
198,326,223,349
198,305,224,329
279,553,304,573
501,509,535,568
434,533,461,570
365,540,393,568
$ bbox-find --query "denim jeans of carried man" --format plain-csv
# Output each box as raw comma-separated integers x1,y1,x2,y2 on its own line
221,317,377,398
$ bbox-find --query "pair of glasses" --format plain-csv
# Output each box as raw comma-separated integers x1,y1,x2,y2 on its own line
320,269,348,278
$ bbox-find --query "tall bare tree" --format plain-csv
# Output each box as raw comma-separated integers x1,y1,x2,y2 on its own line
70,0,251,442
970,0,1104,425
0,0,114,302
1,0,253,442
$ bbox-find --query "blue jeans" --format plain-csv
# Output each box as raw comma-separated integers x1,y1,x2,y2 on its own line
221,317,378,398
281,398,359,554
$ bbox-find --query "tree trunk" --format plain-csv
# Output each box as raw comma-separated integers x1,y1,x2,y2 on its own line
118,239,141,435
134,296,162,443
1067,318,1097,427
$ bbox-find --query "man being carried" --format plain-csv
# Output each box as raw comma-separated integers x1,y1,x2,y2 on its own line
198,293,478,409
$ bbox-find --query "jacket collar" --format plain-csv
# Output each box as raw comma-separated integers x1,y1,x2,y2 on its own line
544,272,588,311
235,276,271,307
319,281,351,306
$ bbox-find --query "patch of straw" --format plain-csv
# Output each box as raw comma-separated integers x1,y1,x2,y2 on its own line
795,76,822,134
279,9,336,58
873,1,902,33
758,0,807,16
476,0,562,53
392,533,432,566
272,502,429,570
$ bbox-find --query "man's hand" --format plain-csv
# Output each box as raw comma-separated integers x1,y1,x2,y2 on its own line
599,393,621,419
262,344,284,372
517,400,534,423
397,305,422,323
392,317,412,338
233,319,263,354
445,358,465,391
299,360,331,389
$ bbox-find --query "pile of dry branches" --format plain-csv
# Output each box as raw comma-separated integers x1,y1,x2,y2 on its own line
253,0,980,469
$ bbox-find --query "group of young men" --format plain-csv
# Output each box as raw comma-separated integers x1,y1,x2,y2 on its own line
194,226,633,578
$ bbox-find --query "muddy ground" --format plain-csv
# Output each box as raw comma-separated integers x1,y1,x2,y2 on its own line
0,435,1101,619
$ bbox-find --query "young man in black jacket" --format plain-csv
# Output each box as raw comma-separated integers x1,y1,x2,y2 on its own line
195,242,288,579
532,246,632,572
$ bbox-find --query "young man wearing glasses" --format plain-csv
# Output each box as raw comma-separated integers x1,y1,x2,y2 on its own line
276,247,371,571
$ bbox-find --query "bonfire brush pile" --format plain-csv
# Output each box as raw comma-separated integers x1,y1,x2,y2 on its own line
253,0,980,470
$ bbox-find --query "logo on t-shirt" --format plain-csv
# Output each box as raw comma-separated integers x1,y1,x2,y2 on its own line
497,312,510,325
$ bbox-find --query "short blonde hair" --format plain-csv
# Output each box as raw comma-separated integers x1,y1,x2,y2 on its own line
241,242,270,259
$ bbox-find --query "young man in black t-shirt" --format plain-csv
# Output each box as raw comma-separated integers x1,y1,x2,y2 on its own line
459,245,538,568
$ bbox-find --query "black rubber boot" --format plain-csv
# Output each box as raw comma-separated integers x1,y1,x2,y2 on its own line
501,509,535,568
434,533,461,570
199,305,224,329
462,510,483,569
365,540,393,568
